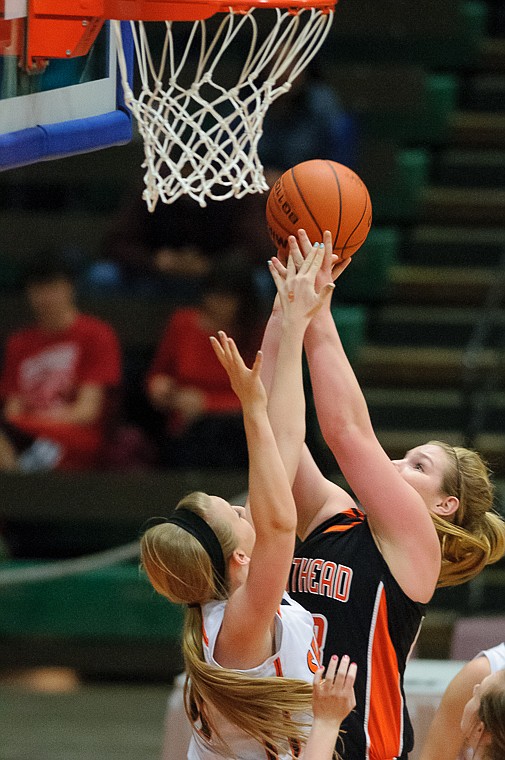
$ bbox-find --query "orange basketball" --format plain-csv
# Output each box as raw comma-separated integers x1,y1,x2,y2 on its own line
266,159,372,262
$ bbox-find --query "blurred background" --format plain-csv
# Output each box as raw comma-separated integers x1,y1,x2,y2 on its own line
1,1,505,758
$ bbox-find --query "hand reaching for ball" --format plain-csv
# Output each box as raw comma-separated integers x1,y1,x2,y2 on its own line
293,229,352,291
271,228,351,297
269,240,335,323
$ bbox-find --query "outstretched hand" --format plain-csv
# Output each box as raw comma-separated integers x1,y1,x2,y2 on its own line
312,654,357,726
286,229,351,294
210,331,267,410
269,240,335,323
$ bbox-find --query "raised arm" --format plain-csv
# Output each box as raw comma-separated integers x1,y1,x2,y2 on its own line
266,248,334,485
259,246,355,539
210,248,333,659
302,230,440,602
211,332,296,657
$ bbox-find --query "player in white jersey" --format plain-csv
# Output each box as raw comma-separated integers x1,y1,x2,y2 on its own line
420,642,505,760
140,245,356,759
190,593,355,760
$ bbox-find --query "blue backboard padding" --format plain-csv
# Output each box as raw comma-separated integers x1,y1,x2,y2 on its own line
0,22,134,170
0,110,132,169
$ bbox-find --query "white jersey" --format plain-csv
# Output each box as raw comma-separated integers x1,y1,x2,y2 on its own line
187,592,320,760
476,642,505,673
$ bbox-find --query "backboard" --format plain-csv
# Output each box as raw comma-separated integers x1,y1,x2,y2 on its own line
0,8,133,170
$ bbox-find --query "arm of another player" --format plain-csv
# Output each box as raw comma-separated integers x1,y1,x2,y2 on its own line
302,229,441,602
303,655,357,760
210,332,299,660
266,244,334,485
212,251,332,660
419,655,492,760
261,246,355,540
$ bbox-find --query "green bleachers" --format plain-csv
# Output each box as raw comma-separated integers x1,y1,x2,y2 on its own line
331,304,369,363
0,560,185,678
337,227,399,304
329,67,458,144
0,563,182,639
327,0,488,68
360,147,431,223
362,74,459,144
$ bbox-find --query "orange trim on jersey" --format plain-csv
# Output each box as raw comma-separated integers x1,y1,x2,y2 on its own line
323,508,364,534
323,522,362,533
264,741,279,759
307,634,321,674
367,588,403,759
289,737,302,758
201,620,209,647
273,657,283,677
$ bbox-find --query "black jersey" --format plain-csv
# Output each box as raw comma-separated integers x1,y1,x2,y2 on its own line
289,508,425,760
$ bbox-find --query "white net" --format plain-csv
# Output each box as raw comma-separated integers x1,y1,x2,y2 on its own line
112,8,334,210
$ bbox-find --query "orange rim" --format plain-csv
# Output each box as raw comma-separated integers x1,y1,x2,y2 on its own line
104,0,335,21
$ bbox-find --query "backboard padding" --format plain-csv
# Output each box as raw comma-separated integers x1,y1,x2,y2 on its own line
0,21,133,170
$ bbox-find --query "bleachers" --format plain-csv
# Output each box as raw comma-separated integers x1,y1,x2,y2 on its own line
328,0,488,68
359,146,431,223
337,227,399,304
329,67,458,143
0,0,500,681
0,562,185,679
0,469,247,678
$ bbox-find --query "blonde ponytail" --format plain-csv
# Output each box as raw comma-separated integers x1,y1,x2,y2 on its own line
428,442,505,587
140,492,314,756
183,607,313,754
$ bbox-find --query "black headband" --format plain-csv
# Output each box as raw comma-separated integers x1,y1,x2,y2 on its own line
166,508,226,589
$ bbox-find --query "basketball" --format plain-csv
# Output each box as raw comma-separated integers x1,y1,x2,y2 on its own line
266,159,372,262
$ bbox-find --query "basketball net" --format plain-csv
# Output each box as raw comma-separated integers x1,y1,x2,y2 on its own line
112,9,334,210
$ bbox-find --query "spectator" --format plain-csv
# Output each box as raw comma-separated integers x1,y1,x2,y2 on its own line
146,263,266,468
86,186,275,304
259,62,356,176
85,66,355,305
0,253,122,472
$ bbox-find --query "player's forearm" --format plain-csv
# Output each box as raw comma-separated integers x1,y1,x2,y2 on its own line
268,318,308,486
305,307,372,444
243,408,297,534
259,304,282,397
303,719,341,760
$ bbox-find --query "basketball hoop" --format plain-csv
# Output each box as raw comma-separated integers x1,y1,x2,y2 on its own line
109,0,336,209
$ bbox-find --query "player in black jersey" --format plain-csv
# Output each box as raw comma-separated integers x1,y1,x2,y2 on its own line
263,229,505,760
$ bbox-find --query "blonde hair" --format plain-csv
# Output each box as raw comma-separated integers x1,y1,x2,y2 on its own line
479,670,505,760
427,441,505,587
140,491,315,755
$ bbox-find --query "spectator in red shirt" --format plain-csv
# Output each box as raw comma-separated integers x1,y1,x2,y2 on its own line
146,264,265,468
0,254,122,471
